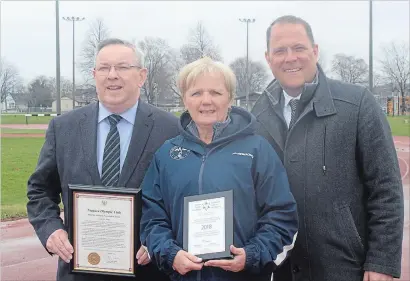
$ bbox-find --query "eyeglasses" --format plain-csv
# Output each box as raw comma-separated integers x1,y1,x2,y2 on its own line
94,64,142,75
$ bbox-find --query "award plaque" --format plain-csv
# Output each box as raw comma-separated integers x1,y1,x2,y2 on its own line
68,184,141,277
183,190,233,261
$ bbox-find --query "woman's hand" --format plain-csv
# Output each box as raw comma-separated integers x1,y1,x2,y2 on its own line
172,250,204,275
204,245,246,272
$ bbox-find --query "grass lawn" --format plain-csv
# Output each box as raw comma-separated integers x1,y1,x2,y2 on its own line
1,128,46,134
1,138,44,219
1,114,54,125
387,116,410,137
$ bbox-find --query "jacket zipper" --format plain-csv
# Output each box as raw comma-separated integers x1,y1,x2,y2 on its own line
198,155,206,195
196,144,225,281
197,145,224,195
323,124,327,175
197,154,206,281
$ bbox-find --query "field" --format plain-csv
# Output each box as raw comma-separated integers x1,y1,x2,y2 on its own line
0,114,53,125
387,116,410,137
0,113,408,220
1,138,45,219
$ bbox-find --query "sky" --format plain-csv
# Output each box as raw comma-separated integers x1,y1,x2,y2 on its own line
0,0,409,85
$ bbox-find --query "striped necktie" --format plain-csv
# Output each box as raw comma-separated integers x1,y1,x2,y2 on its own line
101,114,122,187
288,99,299,129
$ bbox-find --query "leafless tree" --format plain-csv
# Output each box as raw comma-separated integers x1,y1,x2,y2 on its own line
79,18,110,82
229,57,269,97
373,72,384,88
317,49,328,73
0,59,23,110
138,37,175,105
180,21,222,64
379,41,409,114
27,76,54,107
48,76,73,98
331,53,368,85
168,52,185,102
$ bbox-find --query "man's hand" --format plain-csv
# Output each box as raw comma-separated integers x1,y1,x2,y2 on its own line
136,245,150,265
172,250,203,275
363,271,393,281
46,229,74,263
204,245,246,272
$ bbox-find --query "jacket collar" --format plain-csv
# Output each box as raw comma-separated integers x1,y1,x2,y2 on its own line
261,64,336,118
172,106,255,155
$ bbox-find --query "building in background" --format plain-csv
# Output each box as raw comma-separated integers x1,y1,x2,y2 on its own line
235,92,261,109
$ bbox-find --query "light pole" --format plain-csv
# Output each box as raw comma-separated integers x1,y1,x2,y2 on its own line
239,18,255,111
55,0,61,114
63,16,85,110
369,0,373,92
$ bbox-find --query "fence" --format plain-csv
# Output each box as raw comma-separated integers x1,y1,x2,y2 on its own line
24,113,60,125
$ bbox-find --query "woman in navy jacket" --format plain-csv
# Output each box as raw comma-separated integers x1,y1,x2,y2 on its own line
140,57,298,281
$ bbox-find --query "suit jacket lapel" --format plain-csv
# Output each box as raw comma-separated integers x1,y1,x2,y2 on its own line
260,81,287,152
79,102,102,185
297,66,337,122
118,101,153,187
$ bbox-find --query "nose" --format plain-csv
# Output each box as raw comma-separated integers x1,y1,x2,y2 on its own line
107,66,119,79
201,92,212,105
284,47,298,63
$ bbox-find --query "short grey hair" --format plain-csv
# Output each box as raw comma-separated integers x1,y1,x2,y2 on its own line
266,15,315,50
95,38,145,68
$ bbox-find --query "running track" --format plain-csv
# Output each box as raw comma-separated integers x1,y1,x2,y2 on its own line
1,136,409,280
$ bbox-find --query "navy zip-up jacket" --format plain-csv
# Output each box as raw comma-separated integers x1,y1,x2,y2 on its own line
140,106,298,281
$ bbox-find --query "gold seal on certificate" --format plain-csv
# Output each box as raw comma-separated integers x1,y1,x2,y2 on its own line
88,252,101,265
183,190,233,261
67,185,142,277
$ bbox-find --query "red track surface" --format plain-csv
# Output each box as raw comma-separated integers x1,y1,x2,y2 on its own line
0,124,47,138
0,124,48,130
1,137,409,280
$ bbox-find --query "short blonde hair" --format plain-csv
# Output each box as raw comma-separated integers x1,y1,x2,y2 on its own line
177,57,236,101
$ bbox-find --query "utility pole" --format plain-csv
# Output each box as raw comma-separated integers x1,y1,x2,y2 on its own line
369,0,373,92
55,0,61,114
239,18,255,111
63,16,85,110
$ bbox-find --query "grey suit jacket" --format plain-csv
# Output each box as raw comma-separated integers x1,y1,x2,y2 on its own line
27,101,179,281
252,66,403,280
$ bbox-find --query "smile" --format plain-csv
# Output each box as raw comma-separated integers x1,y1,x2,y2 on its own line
200,110,216,114
107,86,122,90
285,68,301,73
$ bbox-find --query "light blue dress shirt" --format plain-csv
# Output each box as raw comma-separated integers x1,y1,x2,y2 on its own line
97,101,138,177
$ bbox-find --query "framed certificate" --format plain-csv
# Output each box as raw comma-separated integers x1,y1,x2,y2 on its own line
67,184,141,277
183,190,233,261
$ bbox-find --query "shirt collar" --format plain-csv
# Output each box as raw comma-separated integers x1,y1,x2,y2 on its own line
98,100,139,125
283,90,301,107
282,71,319,107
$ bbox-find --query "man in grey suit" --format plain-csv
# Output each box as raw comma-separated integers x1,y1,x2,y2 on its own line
26,38,179,281
251,15,403,281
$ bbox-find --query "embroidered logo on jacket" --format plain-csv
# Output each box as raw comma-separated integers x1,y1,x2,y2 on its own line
232,152,254,159
170,146,190,160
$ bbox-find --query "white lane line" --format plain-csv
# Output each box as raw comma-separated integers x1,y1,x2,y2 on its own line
399,157,409,181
